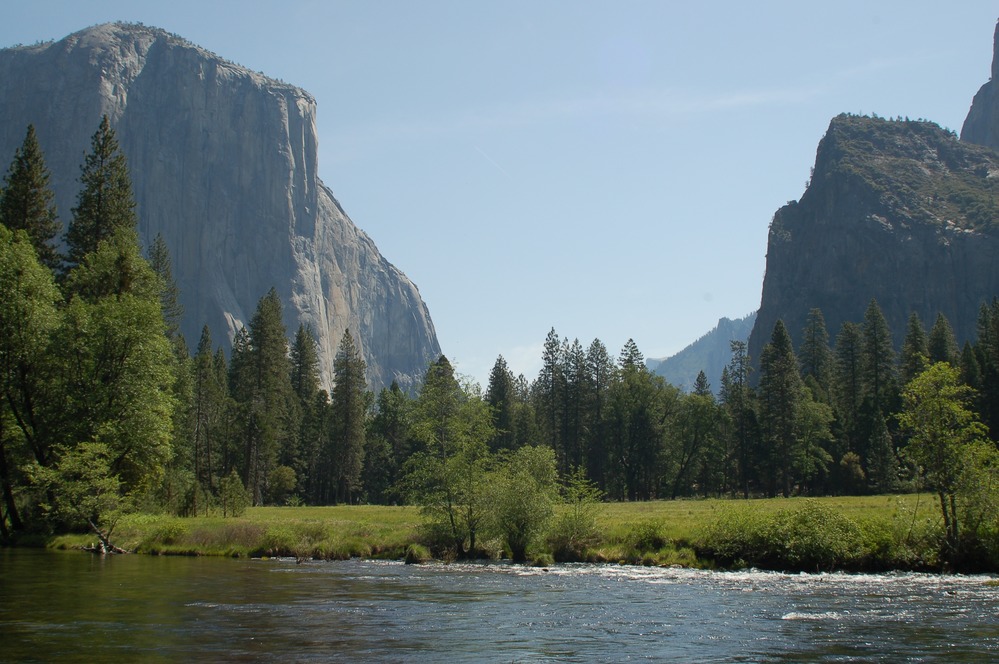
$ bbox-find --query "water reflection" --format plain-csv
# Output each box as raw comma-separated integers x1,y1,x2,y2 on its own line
2,549,997,662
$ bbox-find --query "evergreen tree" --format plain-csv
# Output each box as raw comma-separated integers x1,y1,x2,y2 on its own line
899,312,929,386
861,299,899,416
65,116,137,269
404,355,494,556
290,324,321,406
833,321,864,454
235,289,294,504
331,329,368,503
364,380,411,503
928,312,959,367
758,320,805,497
534,328,565,463
583,338,614,489
606,341,676,500
147,233,184,341
798,308,833,397
720,340,755,498
0,125,61,271
190,326,228,514
485,355,517,451
960,341,981,390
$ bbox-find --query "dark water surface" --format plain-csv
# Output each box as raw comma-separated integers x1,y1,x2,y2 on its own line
2,548,998,662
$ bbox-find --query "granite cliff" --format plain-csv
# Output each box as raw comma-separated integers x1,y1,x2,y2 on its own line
0,23,440,390
749,113,999,367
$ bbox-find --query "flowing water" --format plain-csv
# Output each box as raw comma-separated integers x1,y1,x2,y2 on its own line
2,548,998,662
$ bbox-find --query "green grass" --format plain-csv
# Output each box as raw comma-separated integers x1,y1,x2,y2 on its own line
45,495,949,571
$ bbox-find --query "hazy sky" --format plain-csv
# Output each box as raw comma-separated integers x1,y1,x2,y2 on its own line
3,2,997,386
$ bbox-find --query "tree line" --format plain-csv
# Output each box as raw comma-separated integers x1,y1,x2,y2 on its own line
2,119,998,562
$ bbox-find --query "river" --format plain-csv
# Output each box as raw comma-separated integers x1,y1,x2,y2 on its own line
2,548,997,662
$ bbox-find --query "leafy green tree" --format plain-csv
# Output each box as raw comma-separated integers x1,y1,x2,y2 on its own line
52,290,175,494
547,467,603,561
898,362,990,556
31,441,131,553
0,125,61,270
486,445,559,562
331,330,368,503
65,116,137,270
758,320,805,497
363,381,411,503
404,356,494,556
0,226,62,534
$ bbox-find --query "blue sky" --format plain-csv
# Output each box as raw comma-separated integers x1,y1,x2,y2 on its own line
3,2,997,386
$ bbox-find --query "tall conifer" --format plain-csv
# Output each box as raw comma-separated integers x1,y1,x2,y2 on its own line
0,125,60,270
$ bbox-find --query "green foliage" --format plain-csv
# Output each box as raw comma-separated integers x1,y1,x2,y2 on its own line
698,501,866,571
331,329,368,504
485,445,559,562
0,125,61,270
65,116,137,269
547,468,603,561
899,362,990,558
29,441,132,550
220,469,249,518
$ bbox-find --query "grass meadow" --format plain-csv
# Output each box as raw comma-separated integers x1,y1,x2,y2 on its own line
47,494,947,571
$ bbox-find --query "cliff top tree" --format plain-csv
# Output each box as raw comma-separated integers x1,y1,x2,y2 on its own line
0,125,61,271
65,116,137,270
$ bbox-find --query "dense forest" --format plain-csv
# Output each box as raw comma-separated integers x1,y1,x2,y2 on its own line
2,119,999,563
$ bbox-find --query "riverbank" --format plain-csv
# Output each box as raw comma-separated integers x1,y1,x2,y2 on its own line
38,494,975,572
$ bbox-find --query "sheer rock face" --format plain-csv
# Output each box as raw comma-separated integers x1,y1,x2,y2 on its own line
0,23,440,391
748,114,999,368
961,20,999,149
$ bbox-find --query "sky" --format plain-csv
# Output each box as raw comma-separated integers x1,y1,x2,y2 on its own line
3,2,998,387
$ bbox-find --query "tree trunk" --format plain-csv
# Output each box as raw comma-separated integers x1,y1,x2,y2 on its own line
88,519,128,554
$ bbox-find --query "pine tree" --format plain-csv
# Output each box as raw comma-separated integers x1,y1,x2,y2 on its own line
861,299,899,416
758,320,804,497
147,233,184,341
485,355,517,452
65,116,137,269
798,308,833,397
721,340,755,498
234,289,294,504
331,329,368,503
0,125,61,271
583,338,614,489
899,312,928,386
928,312,959,367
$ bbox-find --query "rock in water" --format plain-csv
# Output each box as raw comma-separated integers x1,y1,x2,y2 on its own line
0,22,440,391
